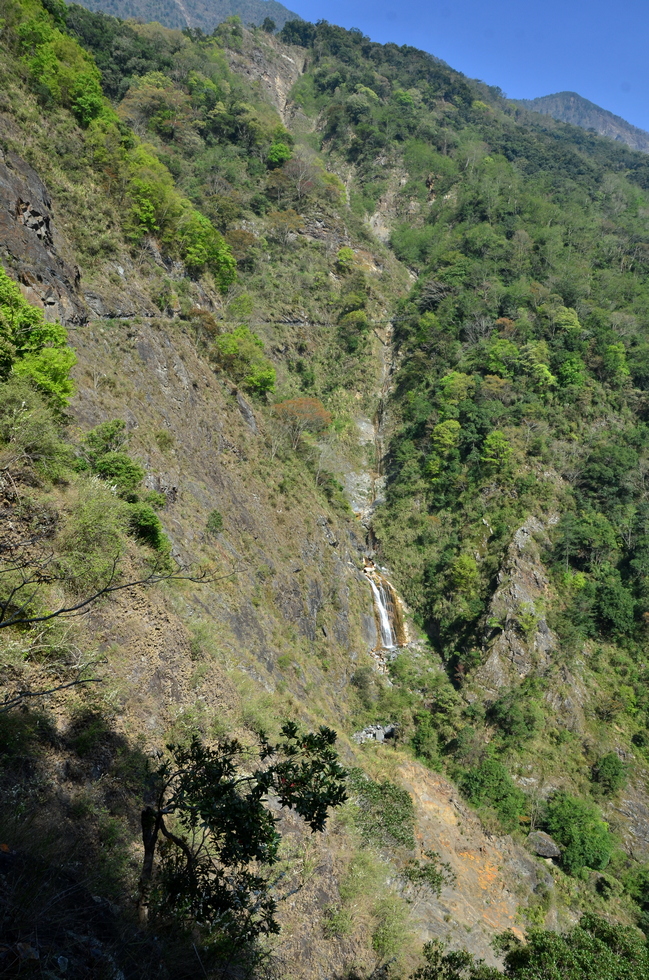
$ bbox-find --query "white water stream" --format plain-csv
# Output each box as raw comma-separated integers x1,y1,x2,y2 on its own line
368,577,396,649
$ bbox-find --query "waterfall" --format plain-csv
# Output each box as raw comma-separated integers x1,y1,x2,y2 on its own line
364,561,408,650
368,577,396,649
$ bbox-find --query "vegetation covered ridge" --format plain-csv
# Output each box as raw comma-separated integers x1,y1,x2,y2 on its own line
4,1,649,977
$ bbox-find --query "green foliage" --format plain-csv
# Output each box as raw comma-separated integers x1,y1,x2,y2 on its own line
84,419,127,458
92,451,145,495
176,211,236,286
144,724,347,944
543,792,615,874
267,140,292,167
0,265,76,406
338,309,370,352
402,850,455,896
591,753,627,796
460,758,526,831
206,509,224,534
348,768,416,849
411,710,441,766
489,686,543,743
57,478,128,592
493,914,649,980
411,915,649,980
371,896,410,959
335,246,355,273
480,430,513,474
0,376,70,474
128,502,167,550
212,326,276,394
411,939,501,980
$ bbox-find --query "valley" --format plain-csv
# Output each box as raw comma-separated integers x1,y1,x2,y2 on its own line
2,3,649,978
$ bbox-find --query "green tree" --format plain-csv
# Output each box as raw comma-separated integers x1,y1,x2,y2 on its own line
460,758,525,830
480,430,513,474
544,792,615,874
432,419,462,455
410,916,649,980
139,724,347,946
591,753,627,796
212,326,276,395
0,265,76,406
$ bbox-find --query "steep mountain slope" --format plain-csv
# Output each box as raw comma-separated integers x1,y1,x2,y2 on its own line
74,0,299,30
3,2,649,978
518,91,649,153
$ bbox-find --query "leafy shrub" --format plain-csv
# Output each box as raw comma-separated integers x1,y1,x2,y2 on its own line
591,753,627,796
413,915,649,979
84,419,127,458
335,246,355,273
402,850,455,896
267,140,292,167
489,687,543,743
460,758,525,831
93,451,145,496
0,377,69,473
176,210,236,286
0,265,76,406
57,478,128,591
543,792,615,874
411,711,441,766
212,326,275,394
128,503,166,549
206,509,224,534
348,769,416,849
371,896,410,959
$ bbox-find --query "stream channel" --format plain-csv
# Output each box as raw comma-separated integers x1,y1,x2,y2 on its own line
337,322,409,655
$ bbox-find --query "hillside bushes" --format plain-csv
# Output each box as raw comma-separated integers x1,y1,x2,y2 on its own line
211,326,275,394
0,266,76,407
8,1,236,287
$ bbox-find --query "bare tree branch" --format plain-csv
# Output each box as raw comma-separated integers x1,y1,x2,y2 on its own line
0,676,103,714
0,555,241,630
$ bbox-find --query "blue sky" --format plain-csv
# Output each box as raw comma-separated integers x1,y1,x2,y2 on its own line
287,0,649,132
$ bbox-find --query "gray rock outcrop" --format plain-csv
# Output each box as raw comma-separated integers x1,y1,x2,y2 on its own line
0,144,88,324
526,831,561,858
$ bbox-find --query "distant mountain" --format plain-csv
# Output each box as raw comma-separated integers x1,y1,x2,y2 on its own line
73,0,300,31
517,91,649,153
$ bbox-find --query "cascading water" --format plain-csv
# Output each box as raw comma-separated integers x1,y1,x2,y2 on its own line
368,577,396,649
363,560,408,651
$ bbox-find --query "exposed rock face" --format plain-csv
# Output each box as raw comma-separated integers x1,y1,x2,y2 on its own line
527,831,561,858
66,318,379,717
225,35,306,124
235,389,258,433
398,763,554,963
474,517,558,692
352,723,397,744
0,145,88,323
613,780,649,861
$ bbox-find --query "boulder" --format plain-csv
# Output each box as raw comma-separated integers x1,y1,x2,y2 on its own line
526,831,561,858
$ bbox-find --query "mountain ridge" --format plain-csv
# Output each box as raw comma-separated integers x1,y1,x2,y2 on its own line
517,89,649,153
73,0,300,31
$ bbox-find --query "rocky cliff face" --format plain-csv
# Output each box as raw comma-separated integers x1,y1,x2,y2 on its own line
0,141,87,324
474,517,558,692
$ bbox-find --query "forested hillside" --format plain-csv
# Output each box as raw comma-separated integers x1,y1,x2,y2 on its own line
3,2,649,978
519,91,649,153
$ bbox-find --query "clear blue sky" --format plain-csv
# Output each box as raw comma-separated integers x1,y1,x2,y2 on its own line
286,0,649,132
